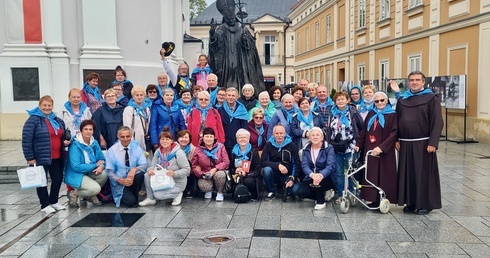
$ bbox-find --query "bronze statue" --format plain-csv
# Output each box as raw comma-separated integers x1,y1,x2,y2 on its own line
208,0,265,93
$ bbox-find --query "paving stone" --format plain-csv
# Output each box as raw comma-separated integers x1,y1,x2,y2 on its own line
248,237,280,257
20,244,79,258
387,242,465,255
97,245,148,258
144,245,219,256
280,238,321,258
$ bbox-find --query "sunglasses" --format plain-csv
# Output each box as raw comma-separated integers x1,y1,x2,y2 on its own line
198,98,210,101
374,99,386,103
254,116,264,119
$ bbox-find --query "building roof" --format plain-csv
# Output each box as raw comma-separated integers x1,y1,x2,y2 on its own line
191,0,299,25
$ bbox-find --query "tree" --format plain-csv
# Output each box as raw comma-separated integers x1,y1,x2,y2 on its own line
189,0,207,21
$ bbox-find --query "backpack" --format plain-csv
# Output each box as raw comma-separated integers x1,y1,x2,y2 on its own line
233,177,250,203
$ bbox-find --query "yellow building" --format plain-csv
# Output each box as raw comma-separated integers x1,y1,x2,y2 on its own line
290,0,490,143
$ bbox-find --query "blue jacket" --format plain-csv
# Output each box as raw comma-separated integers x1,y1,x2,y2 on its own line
22,115,66,165
218,104,248,149
301,141,336,180
149,99,186,145
290,112,323,149
92,102,125,149
65,136,105,188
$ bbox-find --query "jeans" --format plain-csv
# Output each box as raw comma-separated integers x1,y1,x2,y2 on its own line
262,166,298,195
335,152,354,198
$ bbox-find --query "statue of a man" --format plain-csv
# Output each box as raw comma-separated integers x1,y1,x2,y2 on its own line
208,0,265,93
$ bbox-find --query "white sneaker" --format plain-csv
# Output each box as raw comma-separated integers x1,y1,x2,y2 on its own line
138,198,157,206
314,202,327,210
216,193,224,202
204,191,212,199
41,205,56,214
324,189,335,202
50,203,66,211
171,192,183,206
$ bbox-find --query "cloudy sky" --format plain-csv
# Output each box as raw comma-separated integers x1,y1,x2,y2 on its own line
205,0,215,7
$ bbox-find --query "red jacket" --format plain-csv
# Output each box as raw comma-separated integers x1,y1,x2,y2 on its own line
191,142,230,177
187,108,225,146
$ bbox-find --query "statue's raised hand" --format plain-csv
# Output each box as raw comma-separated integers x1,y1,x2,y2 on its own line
210,18,217,37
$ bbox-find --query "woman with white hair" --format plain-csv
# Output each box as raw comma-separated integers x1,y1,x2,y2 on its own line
354,91,398,209
267,94,297,139
230,128,262,201
187,91,225,146
123,85,152,151
248,91,276,123
238,84,258,111
297,127,336,210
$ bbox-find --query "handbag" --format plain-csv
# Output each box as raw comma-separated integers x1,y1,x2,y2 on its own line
150,164,175,191
17,164,47,189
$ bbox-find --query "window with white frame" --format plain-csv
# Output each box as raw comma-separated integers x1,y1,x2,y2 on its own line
290,35,294,56
290,76,294,83
315,71,320,83
326,15,331,43
201,38,209,56
305,27,310,51
409,0,422,8
359,0,366,28
380,61,389,90
358,64,365,83
409,55,421,72
315,22,320,48
297,32,301,54
381,0,390,20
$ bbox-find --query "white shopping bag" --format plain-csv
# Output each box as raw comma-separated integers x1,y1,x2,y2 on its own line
150,164,175,192
17,165,47,189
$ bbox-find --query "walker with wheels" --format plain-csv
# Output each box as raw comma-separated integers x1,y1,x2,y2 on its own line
339,150,391,214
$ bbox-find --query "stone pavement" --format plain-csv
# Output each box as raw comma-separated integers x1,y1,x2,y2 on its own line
0,140,489,257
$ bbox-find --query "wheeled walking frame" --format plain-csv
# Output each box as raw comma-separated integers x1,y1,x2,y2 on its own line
339,150,391,214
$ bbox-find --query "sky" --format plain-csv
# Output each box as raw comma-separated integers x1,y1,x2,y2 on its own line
205,0,215,7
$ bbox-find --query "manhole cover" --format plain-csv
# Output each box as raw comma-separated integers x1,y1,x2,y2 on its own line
202,234,235,245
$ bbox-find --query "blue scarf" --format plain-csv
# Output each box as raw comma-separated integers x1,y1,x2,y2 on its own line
268,134,292,152
175,99,194,114
112,79,132,87
367,104,396,131
192,65,212,77
83,82,102,102
27,107,61,135
79,140,96,163
203,143,220,161
196,104,212,121
281,107,296,123
181,144,191,155
297,110,313,127
127,98,151,119
157,146,178,166
350,86,363,105
359,101,374,113
314,97,334,111
64,101,87,129
232,143,252,163
223,101,248,122
209,86,219,105
157,84,177,100
256,124,264,147
117,95,125,103
402,88,433,99
331,106,350,127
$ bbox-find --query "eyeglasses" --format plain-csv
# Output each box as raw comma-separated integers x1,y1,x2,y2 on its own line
254,116,264,119
374,99,386,103
147,91,157,94
198,98,210,101
113,88,122,92
105,95,117,98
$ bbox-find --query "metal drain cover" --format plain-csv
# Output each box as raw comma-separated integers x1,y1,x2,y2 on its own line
203,234,235,245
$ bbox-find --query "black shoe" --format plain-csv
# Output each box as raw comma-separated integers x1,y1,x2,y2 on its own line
265,192,275,201
415,209,432,215
403,205,416,213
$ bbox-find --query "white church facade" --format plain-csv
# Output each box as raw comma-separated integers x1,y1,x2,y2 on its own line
0,0,201,139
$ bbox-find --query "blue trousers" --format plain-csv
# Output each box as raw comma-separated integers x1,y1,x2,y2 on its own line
335,152,354,198
262,166,299,195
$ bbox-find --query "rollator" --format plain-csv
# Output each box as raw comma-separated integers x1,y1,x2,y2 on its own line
339,150,390,214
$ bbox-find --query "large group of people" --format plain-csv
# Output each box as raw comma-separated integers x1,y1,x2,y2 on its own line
21,48,443,216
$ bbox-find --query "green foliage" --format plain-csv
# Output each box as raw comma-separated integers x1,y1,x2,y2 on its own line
190,0,207,21
330,88,336,99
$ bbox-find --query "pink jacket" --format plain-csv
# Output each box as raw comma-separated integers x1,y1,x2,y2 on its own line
191,142,230,177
